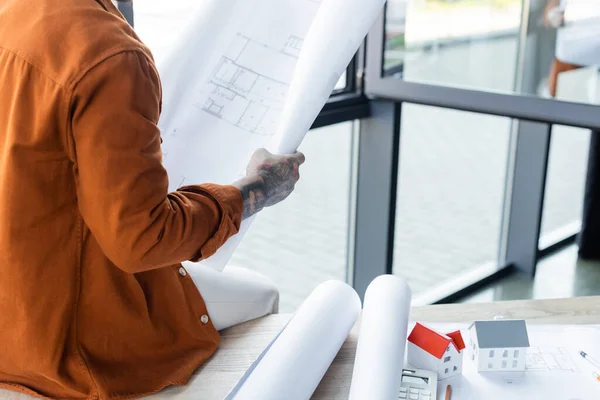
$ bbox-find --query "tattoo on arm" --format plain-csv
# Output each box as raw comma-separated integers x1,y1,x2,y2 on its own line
234,151,302,220
235,176,266,220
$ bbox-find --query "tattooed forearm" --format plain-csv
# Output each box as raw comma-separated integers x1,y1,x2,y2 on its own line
234,175,267,220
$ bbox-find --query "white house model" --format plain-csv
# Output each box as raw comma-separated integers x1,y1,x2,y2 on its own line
468,320,530,372
407,323,466,380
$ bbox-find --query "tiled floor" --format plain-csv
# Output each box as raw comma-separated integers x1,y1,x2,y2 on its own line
460,246,600,303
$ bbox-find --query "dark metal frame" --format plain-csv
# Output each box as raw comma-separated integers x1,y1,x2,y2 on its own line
357,5,597,303
350,101,402,299
365,7,600,131
413,263,517,306
117,1,135,27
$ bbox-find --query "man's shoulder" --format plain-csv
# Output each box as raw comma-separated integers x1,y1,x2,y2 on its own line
0,0,153,89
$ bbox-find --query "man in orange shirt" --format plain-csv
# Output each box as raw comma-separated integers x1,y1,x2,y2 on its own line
0,0,304,398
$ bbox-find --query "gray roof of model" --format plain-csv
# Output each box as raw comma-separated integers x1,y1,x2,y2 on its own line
469,320,530,349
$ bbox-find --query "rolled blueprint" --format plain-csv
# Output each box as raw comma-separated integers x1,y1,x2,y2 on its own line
270,0,387,154
157,0,388,271
348,275,412,400
227,280,361,400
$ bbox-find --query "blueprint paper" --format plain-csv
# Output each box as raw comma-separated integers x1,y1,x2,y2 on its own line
270,0,387,154
226,280,361,400
158,0,319,271
157,0,387,271
158,0,319,188
348,275,412,400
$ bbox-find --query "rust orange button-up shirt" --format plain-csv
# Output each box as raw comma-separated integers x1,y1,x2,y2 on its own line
0,0,244,398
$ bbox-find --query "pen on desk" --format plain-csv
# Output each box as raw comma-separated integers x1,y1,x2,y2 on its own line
580,351,600,370
445,385,452,400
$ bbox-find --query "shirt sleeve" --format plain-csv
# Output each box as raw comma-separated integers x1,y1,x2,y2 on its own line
69,50,243,273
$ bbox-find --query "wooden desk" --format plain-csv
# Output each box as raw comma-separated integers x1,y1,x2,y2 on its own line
2,297,600,399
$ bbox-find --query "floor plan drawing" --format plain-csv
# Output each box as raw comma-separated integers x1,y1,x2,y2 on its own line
526,347,579,373
283,35,304,57
197,33,295,136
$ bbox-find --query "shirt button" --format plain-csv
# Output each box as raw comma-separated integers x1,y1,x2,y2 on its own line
178,267,187,277
200,315,209,324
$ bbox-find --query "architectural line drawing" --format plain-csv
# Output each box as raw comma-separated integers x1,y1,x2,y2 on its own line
197,33,294,136
237,33,302,62
525,347,579,372
177,176,192,188
283,35,304,57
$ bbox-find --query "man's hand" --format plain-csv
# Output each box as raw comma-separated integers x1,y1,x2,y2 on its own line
234,149,305,219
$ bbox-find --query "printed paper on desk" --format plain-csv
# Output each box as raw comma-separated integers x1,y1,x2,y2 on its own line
157,0,386,271
421,323,600,400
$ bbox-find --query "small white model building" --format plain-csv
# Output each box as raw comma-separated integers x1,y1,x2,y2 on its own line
407,323,466,379
468,320,530,372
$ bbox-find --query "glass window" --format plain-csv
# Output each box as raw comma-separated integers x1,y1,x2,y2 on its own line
489,350,495,358
384,0,522,92
384,0,600,105
513,360,518,368
231,122,355,312
393,104,510,299
503,350,509,358
514,349,519,358
488,362,493,369
502,360,508,368
335,72,349,91
444,356,451,363
541,126,591,241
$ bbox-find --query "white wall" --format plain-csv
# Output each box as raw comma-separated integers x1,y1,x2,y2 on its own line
438,346,463,379
407,342,439,372
477,347,527,372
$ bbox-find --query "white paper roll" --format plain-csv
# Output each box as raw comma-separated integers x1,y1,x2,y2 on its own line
229,280,361,400
348,275,412,400
271,0,387,154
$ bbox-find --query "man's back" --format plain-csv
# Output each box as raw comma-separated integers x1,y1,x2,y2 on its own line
0,0,246,398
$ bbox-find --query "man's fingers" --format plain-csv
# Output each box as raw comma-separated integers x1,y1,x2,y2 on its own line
290,151,305,165
253,148,271,160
